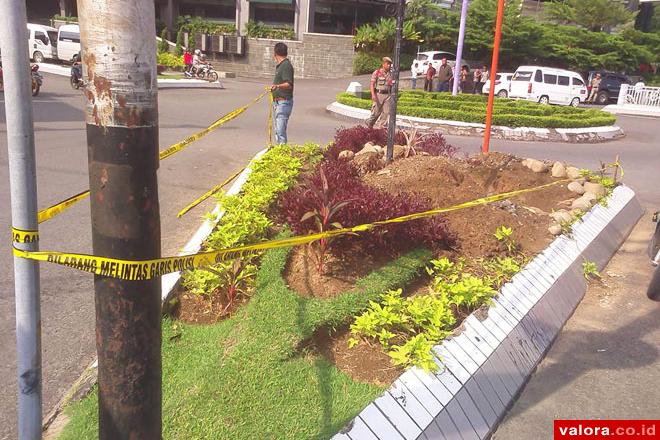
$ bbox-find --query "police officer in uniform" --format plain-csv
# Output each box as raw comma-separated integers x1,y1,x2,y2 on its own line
366,57,394,128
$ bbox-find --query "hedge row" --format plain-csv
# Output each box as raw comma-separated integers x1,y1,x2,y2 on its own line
336,94,616,128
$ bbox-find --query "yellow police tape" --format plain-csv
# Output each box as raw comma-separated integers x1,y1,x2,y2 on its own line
13,179,569,281
37,90,271,224
12,227,39,244
176,167,244,218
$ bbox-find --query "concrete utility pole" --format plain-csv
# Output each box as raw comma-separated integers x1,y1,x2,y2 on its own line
77,1,162,438
0,0,43,438
452,0,470,95
386,0,406,161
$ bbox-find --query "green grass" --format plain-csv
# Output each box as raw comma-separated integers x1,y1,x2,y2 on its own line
337,91,617,129
58,243,431,440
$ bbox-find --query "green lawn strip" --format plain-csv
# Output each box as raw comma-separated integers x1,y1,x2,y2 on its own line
337,93,616,128
58,244,431,440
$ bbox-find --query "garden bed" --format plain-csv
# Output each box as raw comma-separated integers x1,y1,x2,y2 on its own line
56,127,620,439
337,91,617,129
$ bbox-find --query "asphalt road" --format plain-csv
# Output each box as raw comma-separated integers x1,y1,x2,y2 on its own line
1,73,658,439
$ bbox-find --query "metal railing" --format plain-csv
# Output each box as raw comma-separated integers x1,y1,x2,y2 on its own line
617,83,660,107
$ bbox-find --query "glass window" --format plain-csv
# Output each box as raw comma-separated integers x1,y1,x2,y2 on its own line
253,3,294,26
59,31,80,43
416,54,428,61
534,70,542,82
432,53,443,60
543,74,557,84
47,31,58,45
205,2,236,21
35,31,48,44
512,71,532,81
572,77,584,86
558,75,569,86
506,75,513,81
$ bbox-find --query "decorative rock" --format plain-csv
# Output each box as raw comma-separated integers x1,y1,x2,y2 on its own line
393,144,408,159
567,181,585,195
372,145,384,155
566,166,581,180
550,210,572,224
356,144,380,156
551,161,567,178
527,159,548,173
571,196,593,211
583,182,606,197
338,150,355,160
548,223,562,235
364,141,374,149
582,192,598,202
521,158,530,167
353,151,381,173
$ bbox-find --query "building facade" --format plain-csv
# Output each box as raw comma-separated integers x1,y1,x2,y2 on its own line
154,0,389,39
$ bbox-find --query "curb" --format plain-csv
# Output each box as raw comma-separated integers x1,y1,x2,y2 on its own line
36,63,224,89
602,104,660,118
332,185,643,440
326,102,625,144
41,149,267,436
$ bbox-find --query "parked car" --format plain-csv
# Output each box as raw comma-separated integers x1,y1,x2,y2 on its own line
411,51,463,77
57,24,81,63
27,23,59,63
482,72,513,98
587,70,631,105
509,65,587,107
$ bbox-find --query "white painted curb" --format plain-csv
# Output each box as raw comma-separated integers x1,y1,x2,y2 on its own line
327,101,624,144
333,185,643,440
36,63,223,89
602,104,660,118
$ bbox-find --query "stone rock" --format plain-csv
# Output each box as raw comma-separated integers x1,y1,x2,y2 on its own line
393,144,408,159
582,192,598,202
527,159,548,173
338,150,355,160
551,161,567,178
356,144,380,156
583,182,606,197
372,145,384,155
550,210,572,224
521,158,530,167
566,166,581,180
567,181,585,195
364,141,374,149
548,223,562,235
353,151,381,173
571,196,593,211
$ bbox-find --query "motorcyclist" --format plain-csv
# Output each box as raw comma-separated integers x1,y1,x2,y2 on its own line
71,53,82,83
191,49,202,76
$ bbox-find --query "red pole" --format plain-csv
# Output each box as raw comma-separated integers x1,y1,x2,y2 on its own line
482,0,506,153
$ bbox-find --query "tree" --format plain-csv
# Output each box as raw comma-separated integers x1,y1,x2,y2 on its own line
175,29,184,56
158,27,169,53
546,0,635,32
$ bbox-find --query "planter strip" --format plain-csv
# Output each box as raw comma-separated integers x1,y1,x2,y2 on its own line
333,185,642,440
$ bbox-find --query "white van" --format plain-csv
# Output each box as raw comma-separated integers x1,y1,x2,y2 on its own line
509,66,588,107
27,23,59,63
57,24,81,62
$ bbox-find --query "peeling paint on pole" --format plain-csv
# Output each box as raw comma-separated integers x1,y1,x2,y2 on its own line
78,1,162,438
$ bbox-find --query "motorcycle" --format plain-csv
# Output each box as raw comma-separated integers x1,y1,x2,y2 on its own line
31,64,42,97
647,211,660,301
189,63,219,82
70,63,83,89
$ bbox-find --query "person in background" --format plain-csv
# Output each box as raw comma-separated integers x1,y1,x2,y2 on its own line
459,65,473,93
587,73,601,103
191,49,202,75
183,47,193,74
473,68,483,94
424,63,436,92
366,57,393,128
411,62,418,90
435,57,453,92
480,64,490,91
270,42,294,144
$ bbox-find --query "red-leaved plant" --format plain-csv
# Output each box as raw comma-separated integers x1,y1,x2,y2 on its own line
300,168,352,274
278,159,454,257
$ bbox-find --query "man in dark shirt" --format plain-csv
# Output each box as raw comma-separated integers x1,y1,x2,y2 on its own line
270,42,294,144
435,57,453,92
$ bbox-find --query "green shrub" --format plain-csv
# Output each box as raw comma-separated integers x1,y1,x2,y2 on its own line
158,28,170,54
174,30,184,56
353,52,416,75
157,52,184,69
336,92,617,128
183,144,322,296
246,21,295,40
177,15,237,35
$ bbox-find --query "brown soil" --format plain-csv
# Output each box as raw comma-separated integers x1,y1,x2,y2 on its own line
171,289,250,325
285,244,392,298
309,152,576,385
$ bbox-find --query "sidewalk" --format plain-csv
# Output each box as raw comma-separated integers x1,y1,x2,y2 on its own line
493,218,660,439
